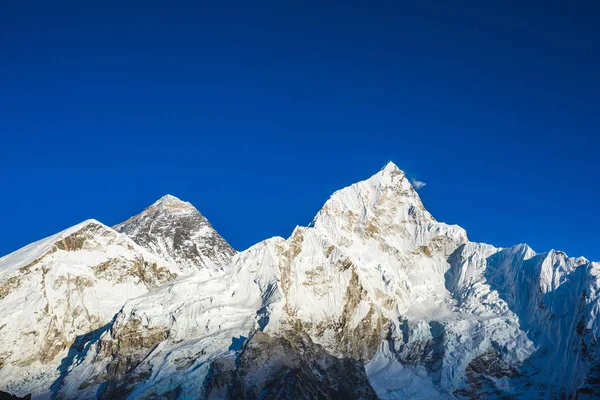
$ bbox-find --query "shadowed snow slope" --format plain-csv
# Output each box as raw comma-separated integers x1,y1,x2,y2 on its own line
2,163,599,399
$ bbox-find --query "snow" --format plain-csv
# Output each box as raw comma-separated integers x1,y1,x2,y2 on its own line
0,204,234,397
2,162,599,399
0,219,102,278
57,162,522,398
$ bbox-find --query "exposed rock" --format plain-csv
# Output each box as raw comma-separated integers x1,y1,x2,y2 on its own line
0,391,30,400
114,194,236,272
204,330,378,400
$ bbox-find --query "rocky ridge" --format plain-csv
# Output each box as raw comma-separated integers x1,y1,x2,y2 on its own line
114,195,236,273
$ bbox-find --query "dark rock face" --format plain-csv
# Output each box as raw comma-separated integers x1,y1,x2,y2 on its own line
0,391,30,400
71,329,378,400
577,362,600,399
79,320,172,400
454,348,521,399
114,195,236,272
204,330,378,400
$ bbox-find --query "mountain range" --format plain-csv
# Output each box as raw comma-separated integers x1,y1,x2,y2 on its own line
0,162,598,399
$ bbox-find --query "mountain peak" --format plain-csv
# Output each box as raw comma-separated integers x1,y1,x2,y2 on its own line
372,161,409,187
157,194,182,202
114,195,236,272
67,218,106,232
150,194,196,212
380,161,403,174
311,161,467,251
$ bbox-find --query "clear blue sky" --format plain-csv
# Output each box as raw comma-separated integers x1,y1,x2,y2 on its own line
1,1,599,260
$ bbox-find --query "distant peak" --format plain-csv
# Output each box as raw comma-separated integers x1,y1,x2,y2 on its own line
112,195,201,232
150,194,196,211
155,194,183,204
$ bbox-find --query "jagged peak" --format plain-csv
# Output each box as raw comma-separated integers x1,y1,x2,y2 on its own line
322,162,412,203
341,162,418,204
373,161,408,184
511,243,537,259
380,160,404,175
536,249,571,265
548,249,568,258
310,161,453,241
363,162,427,200
545,249,589,266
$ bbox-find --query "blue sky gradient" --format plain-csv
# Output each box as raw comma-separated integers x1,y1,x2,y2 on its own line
1,1,599,260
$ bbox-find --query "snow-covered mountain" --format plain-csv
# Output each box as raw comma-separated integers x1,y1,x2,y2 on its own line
0,198,235,398
114,195,236,272
1,163,598,399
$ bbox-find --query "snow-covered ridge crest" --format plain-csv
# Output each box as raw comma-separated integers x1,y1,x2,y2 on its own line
0,219,103,278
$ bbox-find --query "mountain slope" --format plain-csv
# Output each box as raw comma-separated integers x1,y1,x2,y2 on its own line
0,220,184,397
114,195,236,272
55,162,600,399
3,163,599,399
0,196,237,398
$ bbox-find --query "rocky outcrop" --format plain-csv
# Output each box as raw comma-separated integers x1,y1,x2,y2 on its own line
0,391,30,400
204,330,378,400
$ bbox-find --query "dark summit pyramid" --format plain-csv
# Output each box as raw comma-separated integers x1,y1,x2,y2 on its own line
114,194,236,272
